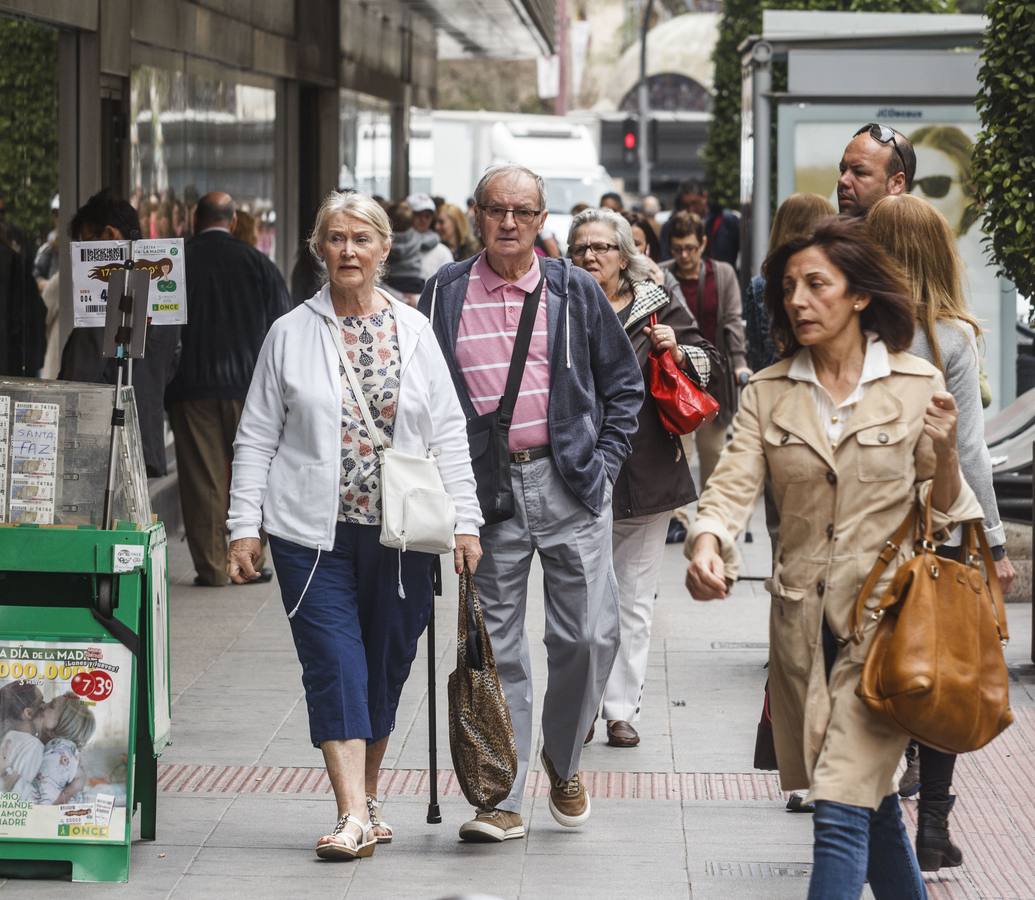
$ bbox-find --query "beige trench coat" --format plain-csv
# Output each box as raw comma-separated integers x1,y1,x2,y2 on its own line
686,349,982,810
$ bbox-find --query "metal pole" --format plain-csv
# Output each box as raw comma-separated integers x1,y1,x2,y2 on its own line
749,42,773,280
638,0,654,197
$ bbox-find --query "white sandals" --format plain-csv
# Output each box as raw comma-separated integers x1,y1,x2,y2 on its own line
315,813,376,860
366,796,394,844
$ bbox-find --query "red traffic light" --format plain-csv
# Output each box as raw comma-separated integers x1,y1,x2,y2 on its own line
624,131,637,150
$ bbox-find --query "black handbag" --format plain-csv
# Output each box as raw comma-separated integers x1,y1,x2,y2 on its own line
465,260,546,525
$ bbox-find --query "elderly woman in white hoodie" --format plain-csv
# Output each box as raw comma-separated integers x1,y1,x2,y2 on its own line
226,190,483,862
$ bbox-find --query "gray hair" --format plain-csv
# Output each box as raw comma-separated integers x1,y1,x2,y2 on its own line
568,208,654,291
473,164,547,212
308,190,392,261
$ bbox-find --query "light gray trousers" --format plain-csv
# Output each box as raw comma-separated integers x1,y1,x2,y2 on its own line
474,456,620,813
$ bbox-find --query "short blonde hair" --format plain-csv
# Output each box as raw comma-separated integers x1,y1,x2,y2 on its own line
308,190,392,261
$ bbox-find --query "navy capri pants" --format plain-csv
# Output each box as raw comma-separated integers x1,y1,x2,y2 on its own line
269,521,435,747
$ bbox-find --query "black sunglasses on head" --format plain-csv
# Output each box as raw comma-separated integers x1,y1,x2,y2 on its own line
855,123,908,177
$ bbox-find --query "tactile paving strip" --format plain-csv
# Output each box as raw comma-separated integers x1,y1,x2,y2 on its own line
158,704,1035,899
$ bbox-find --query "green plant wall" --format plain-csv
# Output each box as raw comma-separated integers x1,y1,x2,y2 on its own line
0,17,59,248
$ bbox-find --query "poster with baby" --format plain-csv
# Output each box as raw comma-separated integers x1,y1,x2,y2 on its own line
0,640,132,843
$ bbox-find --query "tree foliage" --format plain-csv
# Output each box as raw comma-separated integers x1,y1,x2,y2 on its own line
973,0,1035,306
703,0,957,210
0,18,58,247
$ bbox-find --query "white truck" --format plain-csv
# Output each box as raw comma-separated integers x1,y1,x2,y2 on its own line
410,110,616,250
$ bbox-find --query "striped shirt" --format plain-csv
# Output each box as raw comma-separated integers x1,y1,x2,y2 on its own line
456,253,551,451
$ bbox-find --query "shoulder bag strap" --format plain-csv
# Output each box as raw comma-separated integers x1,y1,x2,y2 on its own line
849,503,916,643
972,524,1010,643
497,258,546,425
325,317,386,458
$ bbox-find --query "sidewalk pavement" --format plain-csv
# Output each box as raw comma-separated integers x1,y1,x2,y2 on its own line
1,501,1033,899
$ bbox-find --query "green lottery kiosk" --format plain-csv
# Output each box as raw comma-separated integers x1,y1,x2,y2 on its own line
0,377,171,882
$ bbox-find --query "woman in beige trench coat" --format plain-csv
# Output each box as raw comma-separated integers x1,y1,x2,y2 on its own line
685,218,982,900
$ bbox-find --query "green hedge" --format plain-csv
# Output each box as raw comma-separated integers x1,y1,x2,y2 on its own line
0,18,58,247
973,0,1035,307
704,0,957,212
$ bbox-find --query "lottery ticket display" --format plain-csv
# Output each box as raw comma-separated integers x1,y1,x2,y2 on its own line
0,379,150,527
71,238,186,327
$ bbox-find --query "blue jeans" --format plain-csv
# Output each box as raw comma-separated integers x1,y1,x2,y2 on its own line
808,793,927,900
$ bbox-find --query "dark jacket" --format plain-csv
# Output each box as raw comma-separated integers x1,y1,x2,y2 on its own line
0,240,46,377
167,229,291,404
417,254,644,516
613,282,723,521
59,323,181,477
744,274,778,373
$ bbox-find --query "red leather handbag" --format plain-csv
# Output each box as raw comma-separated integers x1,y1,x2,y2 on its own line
646,313,719,435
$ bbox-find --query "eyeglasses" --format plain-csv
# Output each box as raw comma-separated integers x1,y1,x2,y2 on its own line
913,176,957,200
569,241,619,258
478,205,542,225
670,242,702,256
855,123,908,178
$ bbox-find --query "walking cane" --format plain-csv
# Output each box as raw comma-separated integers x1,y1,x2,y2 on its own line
427,557,442,824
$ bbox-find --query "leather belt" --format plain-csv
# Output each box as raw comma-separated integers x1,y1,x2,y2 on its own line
510,446,551,464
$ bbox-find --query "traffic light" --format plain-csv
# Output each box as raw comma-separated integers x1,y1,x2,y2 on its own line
622,117,637,165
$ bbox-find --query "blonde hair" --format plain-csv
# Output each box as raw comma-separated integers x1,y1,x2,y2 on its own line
868,194,981,373
48,693,96,748
768,193,836,254
437,203,474,252
308,190,392,261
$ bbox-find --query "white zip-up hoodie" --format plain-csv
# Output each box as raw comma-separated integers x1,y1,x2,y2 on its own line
227,285,483,550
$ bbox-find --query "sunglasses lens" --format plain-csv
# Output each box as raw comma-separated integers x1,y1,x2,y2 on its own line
916,176,952,199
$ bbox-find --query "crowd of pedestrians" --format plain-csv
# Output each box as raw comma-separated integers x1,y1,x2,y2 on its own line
0,118,1014,900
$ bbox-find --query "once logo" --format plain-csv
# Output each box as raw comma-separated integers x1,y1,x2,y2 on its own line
58,823,110,839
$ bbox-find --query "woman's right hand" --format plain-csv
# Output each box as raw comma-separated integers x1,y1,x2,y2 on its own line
227,538,263,584
685,533,728,600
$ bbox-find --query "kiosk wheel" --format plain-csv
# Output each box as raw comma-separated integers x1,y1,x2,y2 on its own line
96,575,114,618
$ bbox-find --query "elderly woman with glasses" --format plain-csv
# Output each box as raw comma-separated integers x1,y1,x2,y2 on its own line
568,207,722,748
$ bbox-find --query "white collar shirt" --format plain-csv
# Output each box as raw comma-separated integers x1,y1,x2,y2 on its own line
787,333,891,446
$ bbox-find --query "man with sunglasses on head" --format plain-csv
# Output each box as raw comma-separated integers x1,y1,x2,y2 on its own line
837,123,917,217
418,163,642,846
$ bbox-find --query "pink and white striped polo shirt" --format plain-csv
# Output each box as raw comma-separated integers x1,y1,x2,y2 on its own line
456,253,551,452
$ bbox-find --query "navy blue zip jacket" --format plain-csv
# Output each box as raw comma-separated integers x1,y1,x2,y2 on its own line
417,254,644,516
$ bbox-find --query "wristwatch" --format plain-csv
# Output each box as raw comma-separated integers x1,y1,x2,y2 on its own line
990,544,1007,562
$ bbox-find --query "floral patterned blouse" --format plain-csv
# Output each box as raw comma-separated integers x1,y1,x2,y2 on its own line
337,306,401,525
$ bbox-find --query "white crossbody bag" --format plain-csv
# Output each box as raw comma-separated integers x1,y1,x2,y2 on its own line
326,315,456,555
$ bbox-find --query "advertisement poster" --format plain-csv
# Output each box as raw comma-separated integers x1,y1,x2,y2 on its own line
71,238,187,328
778,105,1012,412
0,640,132,843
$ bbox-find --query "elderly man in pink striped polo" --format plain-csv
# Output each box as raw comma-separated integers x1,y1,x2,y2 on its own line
419,164,643,844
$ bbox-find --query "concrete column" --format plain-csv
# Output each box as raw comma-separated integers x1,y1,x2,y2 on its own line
275,79,299,278
390,85,411,201
57,29,103,366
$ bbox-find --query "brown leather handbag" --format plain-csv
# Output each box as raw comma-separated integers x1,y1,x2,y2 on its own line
447,568,518,809
851,491,1013,754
